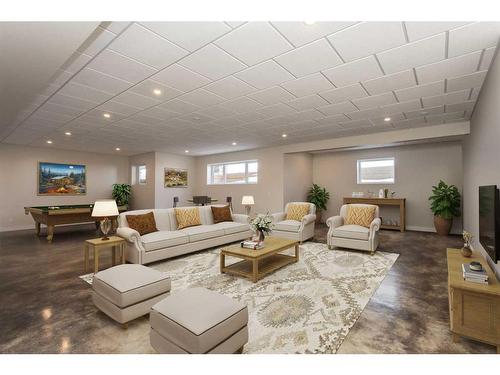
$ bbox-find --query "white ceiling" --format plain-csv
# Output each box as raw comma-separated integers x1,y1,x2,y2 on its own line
1,21,499,156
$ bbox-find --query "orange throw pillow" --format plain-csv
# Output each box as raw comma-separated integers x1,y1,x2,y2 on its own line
345,206,376,228
126,212,158,235
211,205,233,223
175,207,202,229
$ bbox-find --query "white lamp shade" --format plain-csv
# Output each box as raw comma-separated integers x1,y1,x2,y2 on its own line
241,195,254,205
92,199,119,217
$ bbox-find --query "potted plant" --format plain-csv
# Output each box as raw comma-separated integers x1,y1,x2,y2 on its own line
112,183,132,208
428,180,461,235
307,184,330,224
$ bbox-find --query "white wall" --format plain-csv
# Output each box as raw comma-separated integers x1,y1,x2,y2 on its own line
283,153,313,204
0,143,129,231
154,151,196,209
313,142,463,231
463,47,500,277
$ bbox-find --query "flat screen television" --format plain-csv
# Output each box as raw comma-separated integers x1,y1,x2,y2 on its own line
479,185,500,263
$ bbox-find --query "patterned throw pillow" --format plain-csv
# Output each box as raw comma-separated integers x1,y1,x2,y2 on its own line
175,207,202,229
211,205,233,224
345,206,376,228
126,212,158,235
286,203,311,221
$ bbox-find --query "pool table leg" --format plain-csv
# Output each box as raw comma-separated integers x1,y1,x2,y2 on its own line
35,222,41,236
47,225,54,243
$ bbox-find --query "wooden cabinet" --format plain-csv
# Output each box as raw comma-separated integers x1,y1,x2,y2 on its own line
447,248,500,353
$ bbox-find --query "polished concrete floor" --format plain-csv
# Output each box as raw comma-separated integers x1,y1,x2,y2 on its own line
0,223,496,354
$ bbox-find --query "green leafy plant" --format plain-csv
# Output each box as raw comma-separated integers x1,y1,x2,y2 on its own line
428,180,461,219
112,184,131,207
307,183,330,211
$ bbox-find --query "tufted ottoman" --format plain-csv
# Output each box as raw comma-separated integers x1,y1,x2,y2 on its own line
149,287,248,354
92,264,171,327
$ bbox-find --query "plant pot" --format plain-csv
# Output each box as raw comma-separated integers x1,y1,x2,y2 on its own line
434,216,452,236
315,210,322,224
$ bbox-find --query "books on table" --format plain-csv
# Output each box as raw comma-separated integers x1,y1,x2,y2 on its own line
241,240,263,250
462,263,488,284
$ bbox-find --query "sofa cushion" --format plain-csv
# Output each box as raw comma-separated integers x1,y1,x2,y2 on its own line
126,212,158,235
332,225,370,240
141,231,189,252
345,205,376,228
180,225,226,242
93,264,171,308
286,203,310,221
212,221,249,235
211,205,233,223
175,207,201,229
274,219,301,232
150,287,248,353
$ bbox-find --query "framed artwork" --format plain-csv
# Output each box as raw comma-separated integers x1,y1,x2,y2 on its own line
38,162,87,195
164,168,188,188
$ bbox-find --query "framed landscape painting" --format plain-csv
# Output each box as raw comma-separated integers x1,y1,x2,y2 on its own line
164,168,188,188
38,162,87,195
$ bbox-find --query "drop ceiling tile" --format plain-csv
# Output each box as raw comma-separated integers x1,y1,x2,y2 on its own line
448,22,500,58
214,22,292,65
196,105,237,119
318,83,367,103
32,110,73,123
140,107,181,120
362,70,417,95
51,70,72,86
88,49,157,83
327,22,406,62
100,21,131,35
404,22,469,42
84,109,127,123
96,101,142,116
178,44,247,80
58,82,112,103
371,113,406,126
218,97,264,114
256,103,296,117
322,56,383,87
151,64,211,92
347,107,383,120
286,94,329,110
447,71,487,92
415,51,482,83
210,117,246,127
393,117,426,128
225,22,246,29
480,47,497,70
72,68,132,95
422,89,470,107
317,101,358,116
235,60,294,89
48,94,97,111
232,111,268,122
426,111,465,124
395,80,444,101
113,91,161,109
179,113,214,124
470,88,480,101
204,76,255,99
445,101,476,113
377,33,446,74
281,73,334,97
178,89,226,107
141,22,231,51
247,86,296,105
78,26,116,56
40,102,84,117
315,114,350,126
60,52,93,74
108,23,188,69
352,92,396,110
274,38,342,77
271,22,356,47
405,105,444,118
158,99,200,114
339,119,373,129
380,99,421,114
129,79,183,101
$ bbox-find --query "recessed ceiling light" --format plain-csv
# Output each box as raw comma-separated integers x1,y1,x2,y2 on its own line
185,150,189,153
64,132,72,136
153,89,162,96
304,21,316,25
115,147,121,151
46,140,53,144
282,134,287,138
103,113,111,118
384,117,391,122
232,142,237,146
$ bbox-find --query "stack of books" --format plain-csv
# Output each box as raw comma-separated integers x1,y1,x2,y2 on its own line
462,263,489,284
240,240,263,250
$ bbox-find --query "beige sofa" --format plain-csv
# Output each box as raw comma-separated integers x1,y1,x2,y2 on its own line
270,202,316,242
116,206,251,264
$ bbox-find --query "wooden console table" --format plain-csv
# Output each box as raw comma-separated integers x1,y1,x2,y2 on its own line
447,248,500,353
343,197,406,232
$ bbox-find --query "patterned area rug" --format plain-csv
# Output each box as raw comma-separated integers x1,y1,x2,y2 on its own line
80,242,398,354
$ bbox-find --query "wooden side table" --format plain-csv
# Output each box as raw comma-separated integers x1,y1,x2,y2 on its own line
84,236,126,274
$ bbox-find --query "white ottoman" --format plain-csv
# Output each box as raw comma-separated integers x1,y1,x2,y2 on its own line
150,287,248,354
92,264,171,326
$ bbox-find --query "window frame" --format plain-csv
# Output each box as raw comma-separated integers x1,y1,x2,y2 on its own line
356,157,395,185
207,160,258,185
136,165,147,185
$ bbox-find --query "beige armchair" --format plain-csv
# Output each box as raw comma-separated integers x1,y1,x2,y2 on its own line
270,202,316,243
326,204,381,254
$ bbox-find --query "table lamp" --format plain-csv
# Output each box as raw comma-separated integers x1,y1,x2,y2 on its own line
241,195,254,216
92,199,119,240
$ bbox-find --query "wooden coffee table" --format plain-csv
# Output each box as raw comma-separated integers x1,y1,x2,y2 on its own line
220,237,299,283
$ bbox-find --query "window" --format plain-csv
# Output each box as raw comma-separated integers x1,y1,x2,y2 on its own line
357,158,395,184
132,165,147,185
207,160,258,185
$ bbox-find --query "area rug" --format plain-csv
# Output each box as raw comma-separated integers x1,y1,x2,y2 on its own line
80,242,398,354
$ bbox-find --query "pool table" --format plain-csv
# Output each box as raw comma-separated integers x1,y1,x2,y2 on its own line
24,204,127,243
